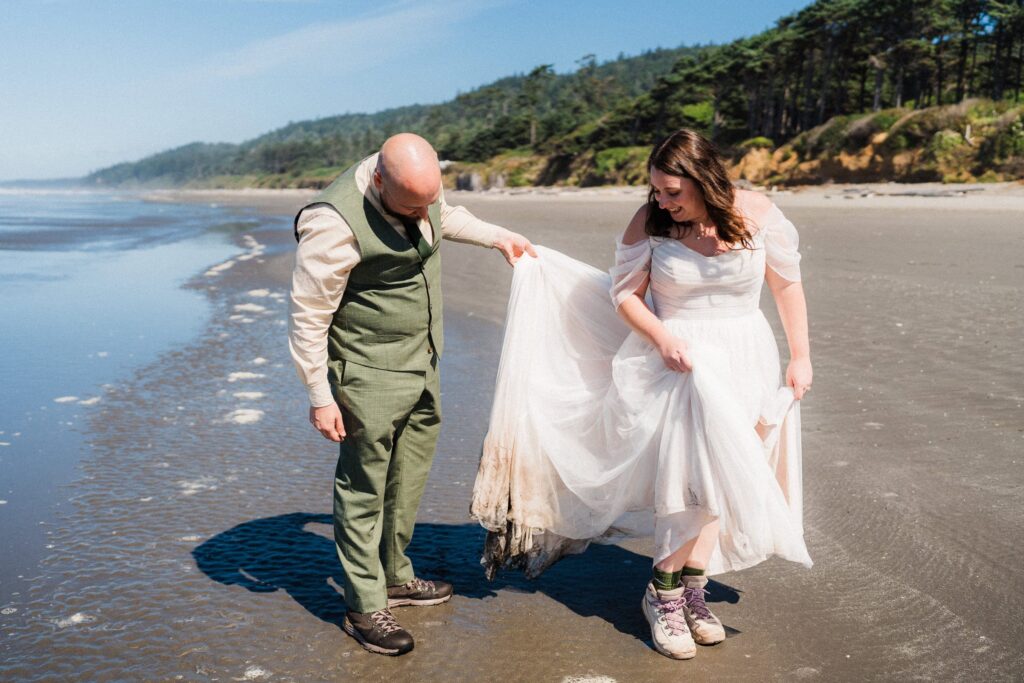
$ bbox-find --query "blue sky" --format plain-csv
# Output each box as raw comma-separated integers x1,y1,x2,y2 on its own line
0,0,813,181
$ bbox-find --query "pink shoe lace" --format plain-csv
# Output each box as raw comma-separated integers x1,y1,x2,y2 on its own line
651,594,689,635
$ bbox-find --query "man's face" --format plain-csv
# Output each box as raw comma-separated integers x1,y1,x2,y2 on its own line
375,170,439,222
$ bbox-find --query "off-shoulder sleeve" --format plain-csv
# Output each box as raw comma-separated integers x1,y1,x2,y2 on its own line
762,205,802,282
609,236,652,309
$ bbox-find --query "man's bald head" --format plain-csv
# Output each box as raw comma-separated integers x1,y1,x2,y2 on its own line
375,134,442,219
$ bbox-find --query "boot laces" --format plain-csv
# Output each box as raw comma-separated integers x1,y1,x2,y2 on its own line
369,609,403,635
652,594,689,635
408,577,435,592
683,586,714,621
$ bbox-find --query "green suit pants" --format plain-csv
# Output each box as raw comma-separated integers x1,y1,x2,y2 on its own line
330,357,441,614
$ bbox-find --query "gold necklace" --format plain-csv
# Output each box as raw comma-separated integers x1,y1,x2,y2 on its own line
693,221,716,240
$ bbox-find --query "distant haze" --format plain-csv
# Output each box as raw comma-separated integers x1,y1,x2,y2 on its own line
0,0,812,181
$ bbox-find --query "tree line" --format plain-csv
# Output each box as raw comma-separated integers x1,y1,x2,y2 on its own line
575,0,1024,151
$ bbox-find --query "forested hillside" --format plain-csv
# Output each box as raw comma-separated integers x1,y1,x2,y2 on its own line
569,0,1024,151
87,47,698,186
88,0,1024,188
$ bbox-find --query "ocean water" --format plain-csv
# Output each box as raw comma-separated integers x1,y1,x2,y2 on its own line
0,190,250,598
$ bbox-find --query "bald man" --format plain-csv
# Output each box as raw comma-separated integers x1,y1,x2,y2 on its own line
289,134,534,655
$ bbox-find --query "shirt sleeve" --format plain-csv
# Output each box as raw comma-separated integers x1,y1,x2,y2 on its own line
438,185,511,247
288,205,361,407
762,205,802,282
609,236,653,309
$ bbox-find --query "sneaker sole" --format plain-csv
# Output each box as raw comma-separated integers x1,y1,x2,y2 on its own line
685,616,726,645
641,597,696,660
387,594,452,608
342,619,413,656
693,631,726,646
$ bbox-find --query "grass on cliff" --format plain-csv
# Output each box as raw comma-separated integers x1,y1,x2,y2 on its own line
783,98,1024,183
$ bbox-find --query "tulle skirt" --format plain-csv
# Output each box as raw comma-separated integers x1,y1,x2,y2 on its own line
471,247,811,575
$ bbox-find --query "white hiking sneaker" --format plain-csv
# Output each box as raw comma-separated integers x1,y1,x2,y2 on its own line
681,574,726,645
642,581,697,659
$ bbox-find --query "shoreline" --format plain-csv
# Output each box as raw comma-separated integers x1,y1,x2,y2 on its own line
0,194,250,605
140,179,1024,215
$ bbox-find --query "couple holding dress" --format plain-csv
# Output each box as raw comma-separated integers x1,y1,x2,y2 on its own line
288,130,812,659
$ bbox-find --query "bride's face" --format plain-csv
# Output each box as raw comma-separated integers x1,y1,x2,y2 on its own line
650,168,707,223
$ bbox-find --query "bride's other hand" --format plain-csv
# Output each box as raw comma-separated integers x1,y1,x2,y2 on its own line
495,231,538,266
656,335,693,372
787,356,813,399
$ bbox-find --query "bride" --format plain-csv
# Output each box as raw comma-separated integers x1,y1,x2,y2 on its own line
471,128,813,660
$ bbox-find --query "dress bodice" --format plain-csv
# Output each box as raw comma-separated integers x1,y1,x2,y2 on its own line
649,232,767,319
609,203,801,321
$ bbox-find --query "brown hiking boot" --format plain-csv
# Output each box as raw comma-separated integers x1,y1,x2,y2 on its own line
343,609,414,656
386,577,453,608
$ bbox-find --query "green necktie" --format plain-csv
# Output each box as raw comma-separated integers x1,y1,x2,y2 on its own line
403,219,433,261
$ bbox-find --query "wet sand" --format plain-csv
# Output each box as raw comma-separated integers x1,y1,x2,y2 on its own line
0,193,253,604
2,186,1022,681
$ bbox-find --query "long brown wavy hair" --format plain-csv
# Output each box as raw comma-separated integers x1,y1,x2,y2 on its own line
645,129,753,249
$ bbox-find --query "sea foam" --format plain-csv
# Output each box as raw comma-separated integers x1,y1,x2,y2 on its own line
227,409,264,425
227,372,264,382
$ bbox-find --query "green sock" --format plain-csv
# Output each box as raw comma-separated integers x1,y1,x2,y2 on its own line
682,566,705,577
652,567,681,591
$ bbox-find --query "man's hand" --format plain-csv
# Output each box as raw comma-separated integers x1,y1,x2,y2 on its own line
494,231,538,266
310,403,346,442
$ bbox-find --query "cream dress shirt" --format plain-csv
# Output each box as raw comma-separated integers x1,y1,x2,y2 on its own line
289,153,511,407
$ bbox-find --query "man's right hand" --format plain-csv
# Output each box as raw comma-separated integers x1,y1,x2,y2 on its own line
494,230,538,266
310,403,346,442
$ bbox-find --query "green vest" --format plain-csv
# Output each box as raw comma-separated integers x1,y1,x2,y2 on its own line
295,160,443,377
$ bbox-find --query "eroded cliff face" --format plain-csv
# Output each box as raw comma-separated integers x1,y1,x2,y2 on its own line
730,100,1024,186
729,136,950,185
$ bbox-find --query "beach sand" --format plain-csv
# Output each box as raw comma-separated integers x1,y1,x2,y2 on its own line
2,185,1022,681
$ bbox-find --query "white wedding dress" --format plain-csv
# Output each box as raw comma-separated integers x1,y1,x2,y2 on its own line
472,203,812,577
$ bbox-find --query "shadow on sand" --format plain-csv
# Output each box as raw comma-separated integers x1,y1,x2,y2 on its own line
192,512,741,642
